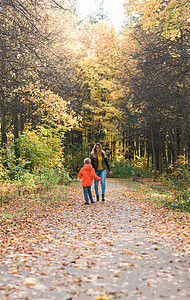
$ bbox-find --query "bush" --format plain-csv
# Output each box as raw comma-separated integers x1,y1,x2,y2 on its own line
0,156,8,181
16,172,36,187
0,127,71,188
36,167,71,187
132,156,153,178
109,160,140,178
163,189,190,212
64,142,90,175
18,127,63,171
162,155,190,190
109,158,153,178
169,155,189,188
1,145,24,181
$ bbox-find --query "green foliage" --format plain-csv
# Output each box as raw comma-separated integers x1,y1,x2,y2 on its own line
109,160,140,178
132,157,153,178
162,156,190,190
36,167,71,187
0,155,8,180
1,212,17,221
0,146,23,181
18,127,63,172
0,127,71,187
64,142,90,175
15,172,36,187
160,156,190,212
109,159,152,178
163,189,190,212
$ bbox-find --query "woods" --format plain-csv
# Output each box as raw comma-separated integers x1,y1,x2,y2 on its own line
0,2,189,299
0,0,189,198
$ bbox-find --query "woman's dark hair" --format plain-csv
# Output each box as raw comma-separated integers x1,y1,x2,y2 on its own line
91,142,106,158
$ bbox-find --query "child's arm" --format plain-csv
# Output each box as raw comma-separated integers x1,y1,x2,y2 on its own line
93,172,101,181
78,169,83,179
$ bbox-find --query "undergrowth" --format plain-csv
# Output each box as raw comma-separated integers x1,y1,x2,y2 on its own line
125,179,190,214
109,159,152,178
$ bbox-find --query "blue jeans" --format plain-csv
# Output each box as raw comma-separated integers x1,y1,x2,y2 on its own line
94,169,106,195
83,186,93,203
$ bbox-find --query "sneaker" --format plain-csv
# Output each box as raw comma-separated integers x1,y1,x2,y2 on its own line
91,201,95,204
84,202,89,205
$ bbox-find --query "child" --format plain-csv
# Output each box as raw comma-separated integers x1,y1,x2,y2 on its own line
78,158,101,205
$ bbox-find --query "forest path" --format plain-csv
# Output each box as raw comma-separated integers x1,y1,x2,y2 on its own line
0,179,190,299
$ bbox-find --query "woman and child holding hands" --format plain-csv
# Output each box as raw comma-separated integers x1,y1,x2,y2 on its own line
78,142,112,205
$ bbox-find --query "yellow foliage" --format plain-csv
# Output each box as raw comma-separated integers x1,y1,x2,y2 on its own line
168,155,189,177
19,84,78,130
18,127,63,172
124,0,190,39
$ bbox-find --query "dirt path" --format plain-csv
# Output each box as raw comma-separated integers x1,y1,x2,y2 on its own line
0,179,190,299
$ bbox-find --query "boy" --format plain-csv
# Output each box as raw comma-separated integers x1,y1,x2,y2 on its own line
78,158,101,205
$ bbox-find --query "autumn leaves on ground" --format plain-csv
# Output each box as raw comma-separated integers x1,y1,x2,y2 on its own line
0,179,189,300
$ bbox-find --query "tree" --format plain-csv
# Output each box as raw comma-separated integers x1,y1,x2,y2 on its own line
124,0,190,40
123,0,190,169
0,0,79,153
115,24,189,174
71,23,123,156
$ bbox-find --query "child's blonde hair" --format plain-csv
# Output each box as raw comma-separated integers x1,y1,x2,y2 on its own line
84,158,91,164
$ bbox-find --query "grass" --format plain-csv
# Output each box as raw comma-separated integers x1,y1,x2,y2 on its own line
1,212,17,220
123,178,190,213
0,184,71,223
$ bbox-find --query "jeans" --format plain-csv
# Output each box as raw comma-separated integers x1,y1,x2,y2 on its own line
83,186,93,203
94,169,106,195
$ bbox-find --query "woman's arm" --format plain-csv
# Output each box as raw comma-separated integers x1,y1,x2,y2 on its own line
104,156,111,173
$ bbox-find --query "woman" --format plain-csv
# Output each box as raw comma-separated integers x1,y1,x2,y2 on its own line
90,142,112,202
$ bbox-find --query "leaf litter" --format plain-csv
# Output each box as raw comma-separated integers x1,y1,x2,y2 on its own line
0,179,190,299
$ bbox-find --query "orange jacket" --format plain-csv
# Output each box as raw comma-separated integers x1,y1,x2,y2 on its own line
78,164,101,187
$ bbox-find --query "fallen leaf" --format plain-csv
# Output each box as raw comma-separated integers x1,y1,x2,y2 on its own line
8,269,18,274
125,249,134,255
23,277,38,287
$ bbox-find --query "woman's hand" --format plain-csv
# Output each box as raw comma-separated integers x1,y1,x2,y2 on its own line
109,171,112,175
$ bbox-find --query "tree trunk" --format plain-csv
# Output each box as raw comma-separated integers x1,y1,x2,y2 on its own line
151,127,158,179
12,96,20,159
159,146,162,174
20,113,25,134
147,141,150,168
0,94,7,149
180,29,189,162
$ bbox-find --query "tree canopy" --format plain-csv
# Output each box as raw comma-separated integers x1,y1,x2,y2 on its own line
0,0,189,186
